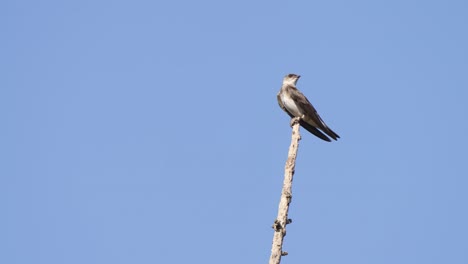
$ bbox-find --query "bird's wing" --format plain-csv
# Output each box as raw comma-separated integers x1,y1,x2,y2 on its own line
289,87,340,140
299,121,332,141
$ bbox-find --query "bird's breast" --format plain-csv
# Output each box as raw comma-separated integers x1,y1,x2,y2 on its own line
281,92,302,117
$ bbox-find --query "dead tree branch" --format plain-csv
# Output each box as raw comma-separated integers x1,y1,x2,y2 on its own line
269,117,301,264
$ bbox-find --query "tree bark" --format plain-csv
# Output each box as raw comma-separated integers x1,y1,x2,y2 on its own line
269,117,301,264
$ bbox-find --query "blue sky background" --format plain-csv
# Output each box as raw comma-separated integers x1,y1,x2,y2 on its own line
2,0,468,263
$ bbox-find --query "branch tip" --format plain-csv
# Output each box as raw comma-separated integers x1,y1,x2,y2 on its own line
289,117,300,127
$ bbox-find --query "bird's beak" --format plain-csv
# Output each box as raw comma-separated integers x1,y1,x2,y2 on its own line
297,75,301,79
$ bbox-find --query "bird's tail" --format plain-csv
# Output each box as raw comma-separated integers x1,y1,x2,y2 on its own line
299,120,333,142
324,126,340,141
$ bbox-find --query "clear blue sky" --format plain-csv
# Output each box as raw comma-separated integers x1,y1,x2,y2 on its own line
2,1,468,263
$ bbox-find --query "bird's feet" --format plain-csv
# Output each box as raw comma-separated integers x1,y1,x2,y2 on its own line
290,117,300,127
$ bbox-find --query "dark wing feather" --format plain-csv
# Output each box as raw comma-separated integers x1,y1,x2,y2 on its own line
299,121,332,141
288,87,340,140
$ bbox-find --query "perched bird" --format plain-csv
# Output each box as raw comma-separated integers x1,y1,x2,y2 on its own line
277,73,340,142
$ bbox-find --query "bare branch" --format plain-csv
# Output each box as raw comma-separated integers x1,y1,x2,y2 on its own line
269,117,301,264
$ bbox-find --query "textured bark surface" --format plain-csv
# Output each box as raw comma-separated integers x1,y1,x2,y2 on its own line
269,118,301,264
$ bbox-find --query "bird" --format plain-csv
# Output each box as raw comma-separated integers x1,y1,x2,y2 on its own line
277,73,340,142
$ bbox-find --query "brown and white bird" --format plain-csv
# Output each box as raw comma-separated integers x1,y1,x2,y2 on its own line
277,73,340,142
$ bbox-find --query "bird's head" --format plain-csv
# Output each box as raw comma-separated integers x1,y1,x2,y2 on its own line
283,73,301,86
